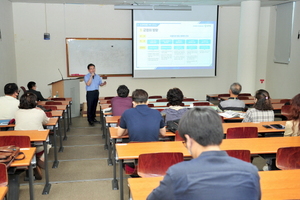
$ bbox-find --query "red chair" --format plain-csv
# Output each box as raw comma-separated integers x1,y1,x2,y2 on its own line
276,147,300,170
20,86,27,93
226,150,251,162
137,152,184,177
156,109,164,112
156,99,168,102
237,96,249,100
148,104,154,107
226,127,258,139
0,136,31,148
218,94,230,101
106,100,111,104
45,101,62,105
280,99,291,104
45,112,53,117
238,93,252,97
104,96,114,100
174,130,184,141
0,163,8,187
149,96,162,99
51,98,66,101
183,98,194,101
43,105,58,110
193,102,210,106
281,105,292,120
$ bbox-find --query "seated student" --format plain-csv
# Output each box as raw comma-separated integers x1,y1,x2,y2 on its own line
14,93,50,180
147,107,261,200
0,83,20,119
111,85,132,116
161,88,188,124
27,81,48,101
117,89,166,141
243,89,274,122
284,93,300,137
218,82,245,111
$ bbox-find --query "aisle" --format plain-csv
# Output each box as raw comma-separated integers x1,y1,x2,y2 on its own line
19,117,128,200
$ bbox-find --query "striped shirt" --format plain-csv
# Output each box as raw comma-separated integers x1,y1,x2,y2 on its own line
242,108,274,122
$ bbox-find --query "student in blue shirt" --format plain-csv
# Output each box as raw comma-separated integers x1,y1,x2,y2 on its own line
84,63,106,126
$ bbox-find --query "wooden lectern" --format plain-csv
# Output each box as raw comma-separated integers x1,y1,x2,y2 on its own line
48,79,80,117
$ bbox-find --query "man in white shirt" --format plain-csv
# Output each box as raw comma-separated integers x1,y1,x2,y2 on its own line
0,83,20,119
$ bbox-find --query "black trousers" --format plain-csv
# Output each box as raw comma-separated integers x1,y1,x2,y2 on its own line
86,90,99,122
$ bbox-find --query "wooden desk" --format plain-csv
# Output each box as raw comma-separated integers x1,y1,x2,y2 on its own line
1,131,52,194
50,111,65,151
222,121,286,134
0,187,8,200
45,104,69,135
10,147,36,200
115,138,300,200
127,170,300,200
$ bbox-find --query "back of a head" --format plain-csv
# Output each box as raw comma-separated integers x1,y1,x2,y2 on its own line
4,83,19,95
27,81,36,90
117,85,129,98
290,93,300,120
167,88,184,106
132,89,148,103
230,82,242,95
19,93,37,109
254,89,273,110
178,107,223,146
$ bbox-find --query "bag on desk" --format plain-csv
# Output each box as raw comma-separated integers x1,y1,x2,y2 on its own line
0,145,25,168
166,119,180,133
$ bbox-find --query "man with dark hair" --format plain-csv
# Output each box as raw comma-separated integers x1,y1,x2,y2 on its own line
111,85,132,116
117,89,166,141
0,83,20,119
147,107,261,200
218,82,245,111
27,81,48,101
84,63,107,126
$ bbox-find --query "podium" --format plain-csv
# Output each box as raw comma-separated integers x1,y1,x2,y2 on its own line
49,79,80,117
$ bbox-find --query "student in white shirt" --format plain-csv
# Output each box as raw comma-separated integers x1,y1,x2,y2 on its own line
0,83,20,119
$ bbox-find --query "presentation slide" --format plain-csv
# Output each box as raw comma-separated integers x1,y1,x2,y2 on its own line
133,6,218,78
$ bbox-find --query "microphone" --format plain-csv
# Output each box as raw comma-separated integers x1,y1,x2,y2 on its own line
58,68,63,80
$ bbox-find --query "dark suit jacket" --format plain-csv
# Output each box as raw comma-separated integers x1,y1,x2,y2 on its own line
27,89,47,101
147,151,261,200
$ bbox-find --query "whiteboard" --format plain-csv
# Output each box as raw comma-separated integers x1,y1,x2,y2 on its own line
66,38,132,76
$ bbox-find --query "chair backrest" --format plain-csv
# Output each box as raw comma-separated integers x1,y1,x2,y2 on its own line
51,98,66,101
238,93,252,97
193,102,210,106
104,96,114,100
149,96,162,99
237,96,249,100
226,127,258,139
226,150,251,162
138,152,184,177
45,112,53,117
0,163,8,187
156,98,168,102
281,105,292,119
218,94,230,98
20,86,27,93
276,147,300,170
43,105,58,110
183,98,195,101
280,99,291,104
148,104,154,107
174,130,184,141
45,101,62,105
0,136,31,148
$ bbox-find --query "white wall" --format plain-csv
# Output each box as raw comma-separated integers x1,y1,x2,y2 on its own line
265,2,300,99
0,0,17,95
12,3,291,102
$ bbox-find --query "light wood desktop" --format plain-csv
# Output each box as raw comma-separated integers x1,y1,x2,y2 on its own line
1,130,53,194
128,169,300,200
115,137,300,200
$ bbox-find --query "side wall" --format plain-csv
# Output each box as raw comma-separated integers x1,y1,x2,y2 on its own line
0,1,17,95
